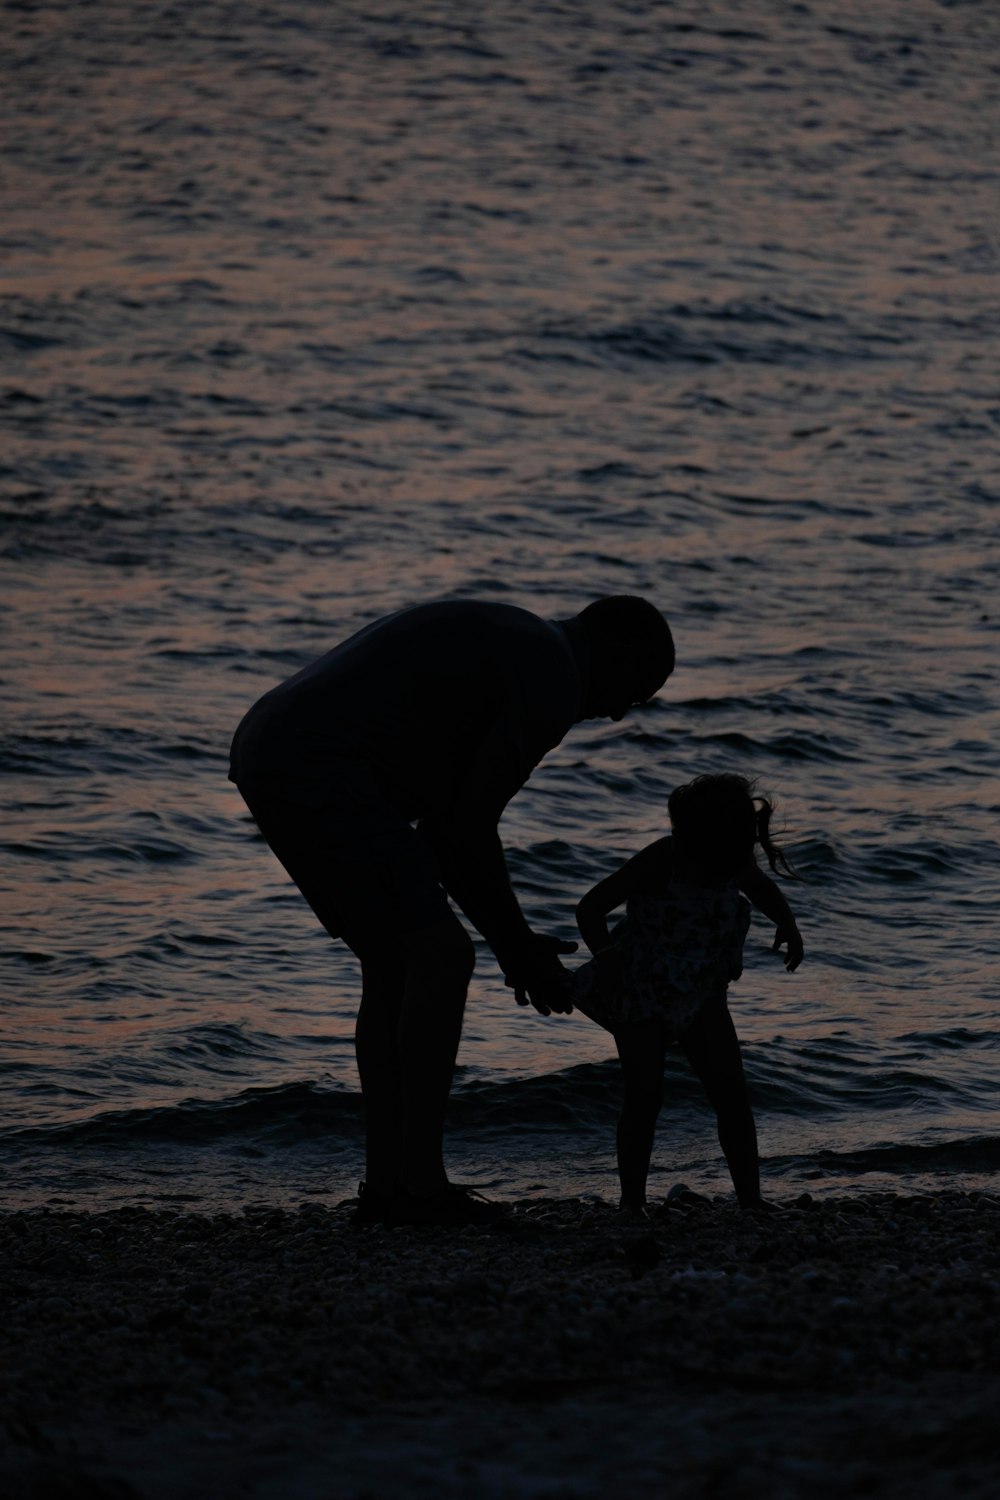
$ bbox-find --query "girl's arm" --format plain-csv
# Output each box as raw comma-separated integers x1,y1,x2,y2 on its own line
737,862,804,971
575,836,671,955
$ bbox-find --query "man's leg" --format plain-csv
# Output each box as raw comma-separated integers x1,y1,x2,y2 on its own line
238,786,476,1203
396,917,476,1198
353,914,475,1199
353,943,407,1197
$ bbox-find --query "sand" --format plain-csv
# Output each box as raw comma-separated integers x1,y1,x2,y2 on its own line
3,1189,1000,1498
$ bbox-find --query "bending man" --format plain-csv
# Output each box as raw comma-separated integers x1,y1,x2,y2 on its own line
229,595,674,1225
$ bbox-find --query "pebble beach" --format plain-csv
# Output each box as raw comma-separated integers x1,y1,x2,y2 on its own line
4,1190,1000,1498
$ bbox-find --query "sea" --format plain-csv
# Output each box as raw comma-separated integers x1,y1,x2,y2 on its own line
2,0,998,1213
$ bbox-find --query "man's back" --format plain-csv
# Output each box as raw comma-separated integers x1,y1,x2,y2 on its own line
229,600,581,816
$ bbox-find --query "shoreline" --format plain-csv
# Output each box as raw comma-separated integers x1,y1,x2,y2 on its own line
4,1190,1000,1497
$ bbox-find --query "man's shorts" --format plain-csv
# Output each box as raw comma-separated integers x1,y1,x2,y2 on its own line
237,762,452,954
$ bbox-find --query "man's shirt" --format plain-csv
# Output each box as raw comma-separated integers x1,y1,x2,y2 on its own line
229,601,582,824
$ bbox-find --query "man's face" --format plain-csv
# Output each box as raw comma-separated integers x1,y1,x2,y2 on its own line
587,684,652,721
606,695,640,722
584,635,672,721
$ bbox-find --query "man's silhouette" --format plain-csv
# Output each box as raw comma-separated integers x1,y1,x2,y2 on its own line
230,596,674,1225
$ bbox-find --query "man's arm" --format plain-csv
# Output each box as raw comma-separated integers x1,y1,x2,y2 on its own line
422,822,573,1015
418,722,573,1014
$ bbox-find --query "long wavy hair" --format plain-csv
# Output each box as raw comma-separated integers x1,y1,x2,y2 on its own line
667,773,794,878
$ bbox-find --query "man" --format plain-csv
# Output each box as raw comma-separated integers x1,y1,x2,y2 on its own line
230,595,674,1225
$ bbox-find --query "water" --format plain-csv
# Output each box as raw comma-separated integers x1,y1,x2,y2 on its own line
2,0,998,1211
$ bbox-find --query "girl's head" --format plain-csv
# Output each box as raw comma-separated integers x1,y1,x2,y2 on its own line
667,773,792,882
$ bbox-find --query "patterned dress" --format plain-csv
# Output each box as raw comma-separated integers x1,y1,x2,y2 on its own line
573,876,752,1038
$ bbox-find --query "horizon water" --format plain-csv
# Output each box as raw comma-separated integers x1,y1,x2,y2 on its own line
2,0,999,1212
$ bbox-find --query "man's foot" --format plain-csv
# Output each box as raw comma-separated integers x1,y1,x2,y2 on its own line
618,1201,652,1222
394,1183,509,1228
352,1181,399,1227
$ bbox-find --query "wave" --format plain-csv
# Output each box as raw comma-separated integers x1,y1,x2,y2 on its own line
0,726,223,783
781,1135,1000,1179
689,727,862,765
6,1043,990,1155
8,1082,363,1149
517,300,879,371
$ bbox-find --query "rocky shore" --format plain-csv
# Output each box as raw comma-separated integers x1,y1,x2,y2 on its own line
3,1190,1000,1498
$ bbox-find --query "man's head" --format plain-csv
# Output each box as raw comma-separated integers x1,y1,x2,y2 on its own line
574,596,674,720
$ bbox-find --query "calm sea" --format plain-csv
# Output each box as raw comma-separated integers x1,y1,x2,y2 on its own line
2,0,998,1211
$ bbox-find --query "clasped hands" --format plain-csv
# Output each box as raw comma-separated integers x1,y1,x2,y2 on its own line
504,933,577,1016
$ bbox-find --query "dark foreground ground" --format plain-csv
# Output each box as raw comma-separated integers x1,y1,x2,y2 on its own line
3,1190,999,1499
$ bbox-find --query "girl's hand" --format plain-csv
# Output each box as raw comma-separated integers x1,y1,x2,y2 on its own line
772,921,804,972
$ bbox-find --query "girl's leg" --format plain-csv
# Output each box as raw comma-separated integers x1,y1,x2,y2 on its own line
614,1019,669,1210
681,999,761,1207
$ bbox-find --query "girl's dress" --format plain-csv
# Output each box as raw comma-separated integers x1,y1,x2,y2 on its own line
573,876,752,1038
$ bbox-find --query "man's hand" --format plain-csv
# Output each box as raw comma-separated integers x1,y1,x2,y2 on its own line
521,966,574,1017
505,934,576,1016
772,921,804,972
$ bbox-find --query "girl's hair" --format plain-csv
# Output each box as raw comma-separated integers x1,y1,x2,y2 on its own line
667,773,794,877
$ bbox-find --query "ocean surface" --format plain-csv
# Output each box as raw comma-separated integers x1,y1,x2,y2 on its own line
2,0,998,1212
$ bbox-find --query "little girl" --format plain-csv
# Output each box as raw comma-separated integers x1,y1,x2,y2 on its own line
573,773,803,1214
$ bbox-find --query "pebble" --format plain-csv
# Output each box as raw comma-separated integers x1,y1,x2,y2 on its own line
1,1190,998,1429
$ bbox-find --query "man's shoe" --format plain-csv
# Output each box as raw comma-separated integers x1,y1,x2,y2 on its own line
394,1183,509,1228
352,1181,399,1227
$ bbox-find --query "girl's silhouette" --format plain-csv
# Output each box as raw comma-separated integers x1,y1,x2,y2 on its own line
573,773,803,1214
